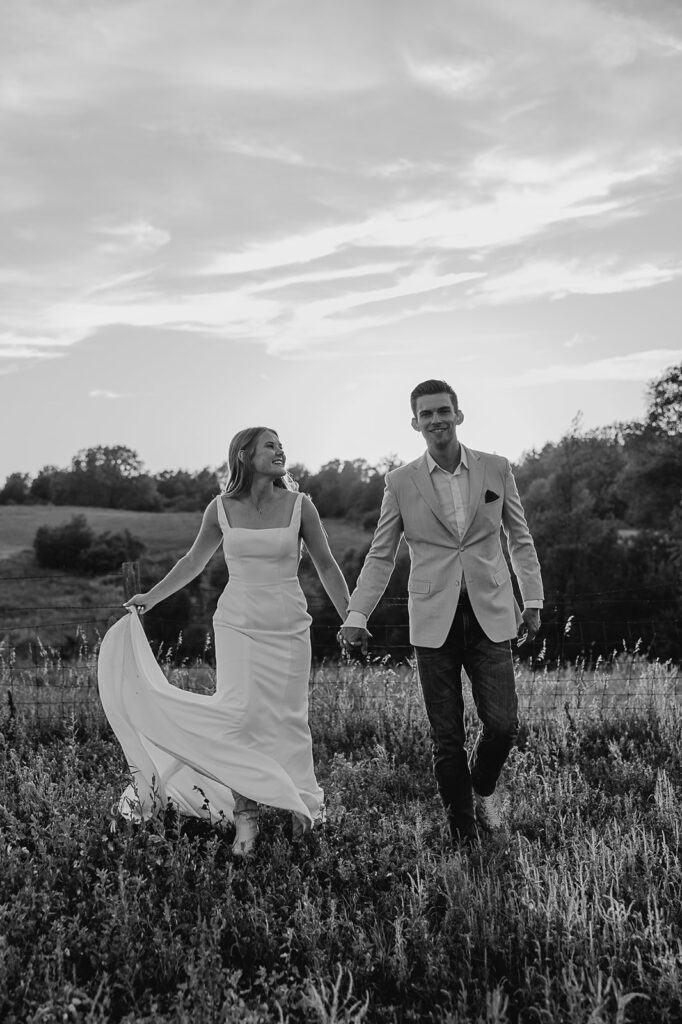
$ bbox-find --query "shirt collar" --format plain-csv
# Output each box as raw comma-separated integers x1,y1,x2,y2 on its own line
426,445,469,476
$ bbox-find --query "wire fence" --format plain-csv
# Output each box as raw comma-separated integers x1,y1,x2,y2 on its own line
1,566,681,726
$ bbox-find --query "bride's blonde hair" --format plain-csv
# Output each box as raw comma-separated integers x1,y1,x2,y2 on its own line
222,427,298,498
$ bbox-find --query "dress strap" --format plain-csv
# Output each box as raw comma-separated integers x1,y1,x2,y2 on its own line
215,495,229,531
291,491,304,532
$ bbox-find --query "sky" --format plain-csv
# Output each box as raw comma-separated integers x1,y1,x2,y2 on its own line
2,0,682,483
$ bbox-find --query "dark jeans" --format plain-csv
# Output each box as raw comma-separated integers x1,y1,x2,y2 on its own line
414,592,519,840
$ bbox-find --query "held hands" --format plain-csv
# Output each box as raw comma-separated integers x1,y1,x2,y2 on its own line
517,608,541,647
337,625,371,656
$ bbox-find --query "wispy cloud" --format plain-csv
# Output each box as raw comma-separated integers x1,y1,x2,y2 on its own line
474,258,682,304
0,331,79,356
404,54,493,96
94,220,171,255
564,333,595,349
218,138,308,167
202,222,365,276
1,0,681,373
264,267,485,353
0,345,65,360
89,389,131,399
502,349,682,388
251,262,404,294
200,144,680,289
1,0,682,478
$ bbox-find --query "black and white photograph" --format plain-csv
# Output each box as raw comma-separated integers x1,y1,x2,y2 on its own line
1,2,681,1021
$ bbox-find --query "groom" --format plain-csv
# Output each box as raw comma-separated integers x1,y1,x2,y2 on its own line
340,379,543,846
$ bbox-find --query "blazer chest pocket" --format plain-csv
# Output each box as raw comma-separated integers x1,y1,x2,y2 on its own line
482,495,502,517
408,579,431,595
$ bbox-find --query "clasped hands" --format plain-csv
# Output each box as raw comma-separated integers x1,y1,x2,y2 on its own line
339,608,540,654
337,625,371,655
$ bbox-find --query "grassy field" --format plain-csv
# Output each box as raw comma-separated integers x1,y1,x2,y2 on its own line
0,506,373,653
0,505,372,561
0,505,205,560
1,651,681,1023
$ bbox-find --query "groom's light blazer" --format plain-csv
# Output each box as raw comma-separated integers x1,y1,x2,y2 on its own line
347,446,544,647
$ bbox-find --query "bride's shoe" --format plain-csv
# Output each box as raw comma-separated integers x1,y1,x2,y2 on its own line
232,810,259,857
291,812,312,839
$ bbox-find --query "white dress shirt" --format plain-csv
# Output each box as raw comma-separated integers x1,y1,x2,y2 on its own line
425,447,470,544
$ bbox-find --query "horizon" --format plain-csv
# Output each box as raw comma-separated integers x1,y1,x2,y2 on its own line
0,379,661,482
2,1,682,481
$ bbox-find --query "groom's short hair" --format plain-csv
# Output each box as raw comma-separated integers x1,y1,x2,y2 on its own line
410,379,459,416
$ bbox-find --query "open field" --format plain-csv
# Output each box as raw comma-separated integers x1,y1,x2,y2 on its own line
0,505,204,560
0,505,372,561
0,506,373,653
1,654,681,1023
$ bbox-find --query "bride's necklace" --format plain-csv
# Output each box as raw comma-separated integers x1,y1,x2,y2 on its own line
251,493,271,515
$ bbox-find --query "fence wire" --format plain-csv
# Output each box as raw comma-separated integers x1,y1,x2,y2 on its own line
1,568,681,725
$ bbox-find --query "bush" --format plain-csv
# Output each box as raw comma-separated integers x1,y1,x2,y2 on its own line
79,528,145,574
33,516,145,575
34,515,95,570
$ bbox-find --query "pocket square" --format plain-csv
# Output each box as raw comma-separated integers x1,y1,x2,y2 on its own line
484,489,500,503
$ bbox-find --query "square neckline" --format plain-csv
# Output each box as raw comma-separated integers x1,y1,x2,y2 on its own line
218,492,301,531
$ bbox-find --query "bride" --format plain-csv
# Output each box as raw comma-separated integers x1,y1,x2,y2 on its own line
98,426,350,856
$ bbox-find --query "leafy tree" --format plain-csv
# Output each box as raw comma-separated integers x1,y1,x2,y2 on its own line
515,420,628,525
615,363,682,530
603,529,681,659
0,472,30,504
140,557,206,658
72,444,143,478
29,466,71,504
156,467,221,510
515,420,630,654
645,361,682,436
66,445,161,510
617,425,682,529
117,473,163,511
303,457,401,520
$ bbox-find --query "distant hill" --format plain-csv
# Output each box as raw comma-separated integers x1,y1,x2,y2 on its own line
0,506,374,655
0,505,374,561
0,505,203,560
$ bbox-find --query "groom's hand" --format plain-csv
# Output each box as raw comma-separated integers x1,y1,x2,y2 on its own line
517,608,541,647
338,625,370,655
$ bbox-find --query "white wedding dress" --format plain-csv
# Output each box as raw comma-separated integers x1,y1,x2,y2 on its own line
97,492,323,826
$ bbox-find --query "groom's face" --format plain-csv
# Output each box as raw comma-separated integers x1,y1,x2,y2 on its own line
412,393,461,450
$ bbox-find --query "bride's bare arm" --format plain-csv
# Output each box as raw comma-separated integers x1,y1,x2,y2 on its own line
124,498,223,612
300,495,351,622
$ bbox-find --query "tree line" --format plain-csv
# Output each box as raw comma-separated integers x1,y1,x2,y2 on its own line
4,364,681,662
0,445,403,524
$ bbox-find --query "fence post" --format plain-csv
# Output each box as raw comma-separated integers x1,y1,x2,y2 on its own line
121,561,141,602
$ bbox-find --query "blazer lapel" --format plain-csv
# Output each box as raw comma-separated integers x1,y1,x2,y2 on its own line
410,456,459,538
462,447,485,538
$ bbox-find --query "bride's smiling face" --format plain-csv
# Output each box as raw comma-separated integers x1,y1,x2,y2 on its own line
250,430,287,479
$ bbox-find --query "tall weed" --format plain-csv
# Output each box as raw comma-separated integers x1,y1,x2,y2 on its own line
1,656,681,1022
